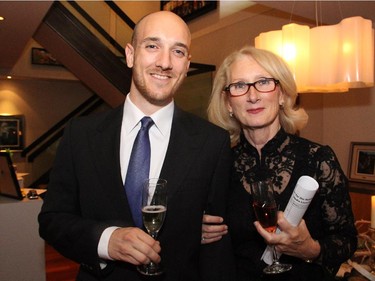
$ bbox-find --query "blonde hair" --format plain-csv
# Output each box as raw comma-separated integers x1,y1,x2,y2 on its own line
207,46,308,146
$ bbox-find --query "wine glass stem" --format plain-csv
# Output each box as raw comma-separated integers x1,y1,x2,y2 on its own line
272,245,279,263
149,232,159,267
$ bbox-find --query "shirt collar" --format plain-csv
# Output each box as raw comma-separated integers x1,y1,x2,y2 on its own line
123,94,174,136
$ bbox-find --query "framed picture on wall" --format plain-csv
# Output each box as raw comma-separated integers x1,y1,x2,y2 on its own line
0,115,24,151
160,1,217,22
348,142,375,184
31,48,63,67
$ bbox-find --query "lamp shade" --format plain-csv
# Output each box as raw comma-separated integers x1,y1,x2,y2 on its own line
255,16,374,93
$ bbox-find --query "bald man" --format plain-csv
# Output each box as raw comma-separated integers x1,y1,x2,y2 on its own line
39,11,235,281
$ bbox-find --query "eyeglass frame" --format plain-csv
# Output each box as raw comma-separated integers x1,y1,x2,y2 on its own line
223,78,280,97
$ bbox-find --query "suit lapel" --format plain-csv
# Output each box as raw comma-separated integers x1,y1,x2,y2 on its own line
89,107,131,215
160,107,203,201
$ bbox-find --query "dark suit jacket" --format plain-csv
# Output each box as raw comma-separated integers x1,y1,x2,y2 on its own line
39,105,235,281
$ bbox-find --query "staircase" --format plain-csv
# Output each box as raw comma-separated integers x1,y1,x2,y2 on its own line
33,1,129,108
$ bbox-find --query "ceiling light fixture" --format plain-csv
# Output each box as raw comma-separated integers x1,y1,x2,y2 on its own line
255,16,374,93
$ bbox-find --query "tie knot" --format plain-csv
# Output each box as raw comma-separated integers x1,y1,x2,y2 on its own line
140,116,154,130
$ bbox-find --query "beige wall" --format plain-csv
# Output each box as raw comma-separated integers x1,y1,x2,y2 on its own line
0,79,93,145
114,0,159,22
316,89,375,169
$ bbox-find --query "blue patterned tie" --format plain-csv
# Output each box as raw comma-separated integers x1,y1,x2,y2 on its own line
124,117,154,228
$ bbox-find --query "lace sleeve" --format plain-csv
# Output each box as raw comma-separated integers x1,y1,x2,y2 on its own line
313,145,358,275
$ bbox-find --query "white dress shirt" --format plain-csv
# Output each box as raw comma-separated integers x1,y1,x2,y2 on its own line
97,95,173,260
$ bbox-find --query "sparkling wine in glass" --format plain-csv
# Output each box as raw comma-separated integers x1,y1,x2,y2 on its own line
251,180,292,274
137,178,167,276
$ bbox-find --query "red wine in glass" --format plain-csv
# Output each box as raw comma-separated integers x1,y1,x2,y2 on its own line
251,180,292,274
252,201,277,233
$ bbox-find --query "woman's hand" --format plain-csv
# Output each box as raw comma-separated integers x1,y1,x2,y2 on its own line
201,214,228,244
254,211,321,261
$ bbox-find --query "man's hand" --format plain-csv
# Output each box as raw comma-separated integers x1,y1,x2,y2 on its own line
201,214,228,245
108,227,161,265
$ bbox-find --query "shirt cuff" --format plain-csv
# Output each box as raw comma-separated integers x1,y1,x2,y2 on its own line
98,226,120,260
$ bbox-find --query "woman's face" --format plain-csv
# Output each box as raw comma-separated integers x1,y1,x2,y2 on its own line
226,55,284,131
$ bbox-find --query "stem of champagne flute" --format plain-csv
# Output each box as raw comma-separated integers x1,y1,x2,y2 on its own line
148,233,159,267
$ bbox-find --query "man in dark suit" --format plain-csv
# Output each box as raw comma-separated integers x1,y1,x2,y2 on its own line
39,10,234,281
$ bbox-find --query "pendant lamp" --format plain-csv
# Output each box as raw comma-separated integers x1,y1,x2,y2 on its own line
255,16,374,93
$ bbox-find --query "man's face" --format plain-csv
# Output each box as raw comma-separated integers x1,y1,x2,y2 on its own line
125,12,191,111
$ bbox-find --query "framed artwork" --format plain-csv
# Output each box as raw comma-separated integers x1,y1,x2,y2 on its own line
160,1,217,22
348,142,375,184
31,47,63,67
0,115,24,151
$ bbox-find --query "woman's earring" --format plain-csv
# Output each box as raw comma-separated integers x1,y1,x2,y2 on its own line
279,103,284,110
229,112,234,118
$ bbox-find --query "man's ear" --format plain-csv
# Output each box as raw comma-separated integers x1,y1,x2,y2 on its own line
125,43,134,68
185,54,191,74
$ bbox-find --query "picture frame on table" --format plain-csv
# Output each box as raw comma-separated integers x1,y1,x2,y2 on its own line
0,115,25,151
160,1,217,22
348,142,375,184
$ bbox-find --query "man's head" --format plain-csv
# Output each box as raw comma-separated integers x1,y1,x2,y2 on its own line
125,11,191,114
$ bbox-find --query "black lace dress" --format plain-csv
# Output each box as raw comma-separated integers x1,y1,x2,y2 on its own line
228,129,357,281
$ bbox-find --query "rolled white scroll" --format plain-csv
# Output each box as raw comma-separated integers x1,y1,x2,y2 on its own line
261,175,319,264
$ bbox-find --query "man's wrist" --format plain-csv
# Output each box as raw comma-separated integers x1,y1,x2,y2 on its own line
98,226,120,260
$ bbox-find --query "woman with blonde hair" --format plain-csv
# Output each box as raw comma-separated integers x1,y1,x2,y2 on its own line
207,45,308,146
202,46,357,281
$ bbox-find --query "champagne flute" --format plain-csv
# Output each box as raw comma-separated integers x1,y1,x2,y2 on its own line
251,180,292,274
137,178,167,276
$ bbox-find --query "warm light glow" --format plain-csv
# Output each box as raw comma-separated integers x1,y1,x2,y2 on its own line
255,16,374,93
0,16,4,21
342,42,352,54
6,76,12,79
283,44,296,61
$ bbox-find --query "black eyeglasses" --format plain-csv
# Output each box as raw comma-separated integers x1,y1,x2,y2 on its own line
224,78,280,97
